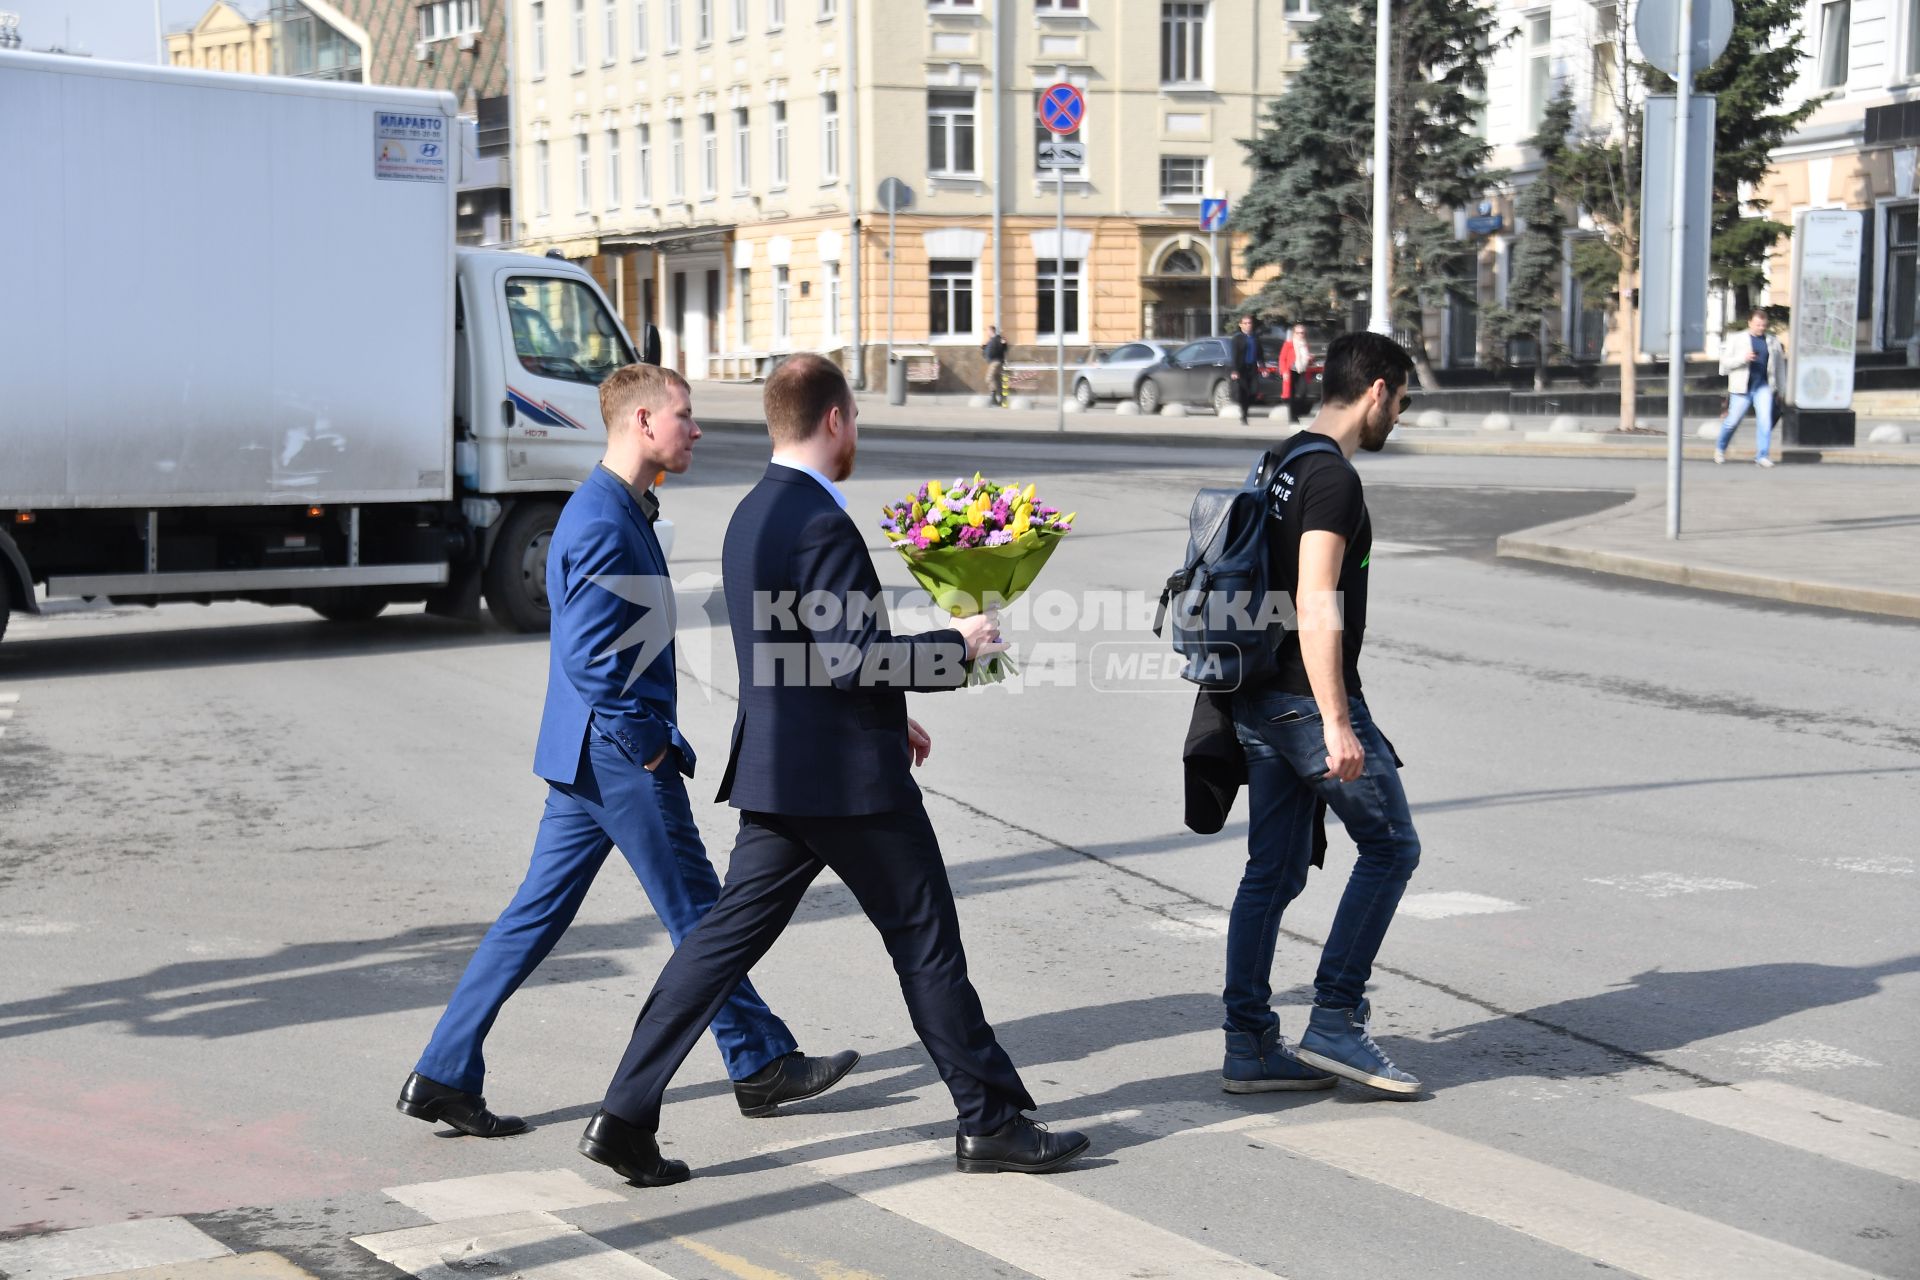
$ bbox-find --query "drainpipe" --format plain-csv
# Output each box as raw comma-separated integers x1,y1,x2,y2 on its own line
846,0,864,388
992,0,1006,335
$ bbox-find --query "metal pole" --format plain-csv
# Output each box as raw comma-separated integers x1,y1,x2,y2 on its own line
153,0,165,62
1667,0,1695,540
1056,137,1066,432
887,199,896,367
1209,226,1220,337
992,0,1006,335
1367,0,1392,335
846,0,863,388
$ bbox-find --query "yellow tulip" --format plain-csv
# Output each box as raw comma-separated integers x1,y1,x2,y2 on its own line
1061,511,1077,525
922,523,943,543
1022,483,1036,503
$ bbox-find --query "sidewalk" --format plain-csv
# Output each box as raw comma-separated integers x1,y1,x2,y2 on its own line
1496,465,1920,620
687,379,1920,465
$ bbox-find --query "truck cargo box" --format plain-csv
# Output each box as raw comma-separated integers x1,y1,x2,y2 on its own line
0,52,458,509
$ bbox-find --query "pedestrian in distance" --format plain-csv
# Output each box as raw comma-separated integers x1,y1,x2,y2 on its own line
577,353,1090,1187
1216,331,1426,1097
1229,314,1262,426
1716,308,1787,468
398,363,857,1139
982,325,1010,407
1279,323,1314,424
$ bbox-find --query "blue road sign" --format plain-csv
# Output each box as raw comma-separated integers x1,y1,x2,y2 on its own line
1038,83,1085,135
1199,198,1228,232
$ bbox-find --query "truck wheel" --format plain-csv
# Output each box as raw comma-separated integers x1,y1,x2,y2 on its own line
0,568,10,645
311,592,387,623
484,502,561,633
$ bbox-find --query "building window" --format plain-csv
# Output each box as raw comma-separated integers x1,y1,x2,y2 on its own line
1032,87,1083,179
668,118,685,199
606,128,622,207
772,265,791,345
572,0,587,71
696,0,712,43
733,107,752,191
824,260,841,339
665,0,681,49
928,89,978,176
1819,0,1850,87
632,0,647,56
929,259,975,338
1035,0,1083,10
1282,0,1316,15
731,0,747,36
700,112,718,198
636,123,652,203
535,138,551,215
771,100,789,187
1161,1,1206,85
769,0,785,27
602,0,618,60
1159,155,1206,201
1908,0,1920,78
418,1,480,42
821,90,840,183
820,0,836,17
575,129,591,210
736,267,751,346
531,1,547,75
1525,12,1551,132
1036,257,1082,337
1590,4,1618,128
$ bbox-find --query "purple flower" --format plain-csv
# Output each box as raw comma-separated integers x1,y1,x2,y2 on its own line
984,530,1012,546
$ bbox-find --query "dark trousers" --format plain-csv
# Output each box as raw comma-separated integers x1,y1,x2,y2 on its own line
601,804,1035,1134
1234,370,1260,422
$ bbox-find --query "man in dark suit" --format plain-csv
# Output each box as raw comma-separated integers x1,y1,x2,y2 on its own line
578,353,1089,1185
398,363,856,1138
1229,314,1263,426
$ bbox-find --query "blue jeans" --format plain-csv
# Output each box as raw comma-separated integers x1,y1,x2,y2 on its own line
416,736,797,1092
1223,691,1421,1033
1717,382,1775,459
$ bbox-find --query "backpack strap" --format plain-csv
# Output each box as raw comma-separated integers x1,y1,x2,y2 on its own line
1245,435,1343,492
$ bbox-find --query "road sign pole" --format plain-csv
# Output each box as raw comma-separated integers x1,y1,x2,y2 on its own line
887,198,896,369
1368,0,1392,336
1667,0,1695,540
1056,133,1066,432
1209,226,1220,338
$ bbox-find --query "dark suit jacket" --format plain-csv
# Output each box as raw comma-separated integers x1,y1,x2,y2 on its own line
716,464,969,816
1230,331,1262,374
532,466,694,786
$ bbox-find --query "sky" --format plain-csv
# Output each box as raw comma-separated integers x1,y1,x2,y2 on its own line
4,0,226,63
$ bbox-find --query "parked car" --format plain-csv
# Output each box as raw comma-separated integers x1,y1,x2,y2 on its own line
1071,340,1174,407
1132,337,1285,414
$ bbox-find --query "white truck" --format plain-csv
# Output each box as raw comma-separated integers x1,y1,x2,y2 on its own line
0,52,658,644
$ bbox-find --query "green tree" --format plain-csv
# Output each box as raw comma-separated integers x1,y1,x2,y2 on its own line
1489,90,1576,390
1236,0,1502,386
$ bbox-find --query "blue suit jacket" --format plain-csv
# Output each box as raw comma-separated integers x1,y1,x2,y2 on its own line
715,465,967,816
532,466,695,786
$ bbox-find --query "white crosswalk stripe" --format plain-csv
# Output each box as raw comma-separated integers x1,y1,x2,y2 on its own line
0,1217,231,1280
1636,1080,1920,1184
1244,1115,1881,1280
0,689,16,738
382,1168,626,1224
355,1210,676,1280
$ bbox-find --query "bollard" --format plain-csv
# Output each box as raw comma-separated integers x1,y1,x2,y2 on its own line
887,358,908,406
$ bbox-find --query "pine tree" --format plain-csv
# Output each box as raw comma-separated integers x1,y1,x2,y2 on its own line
1237,0,1501,386
1489,90,1576,391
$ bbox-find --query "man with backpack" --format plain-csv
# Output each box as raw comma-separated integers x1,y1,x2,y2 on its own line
1215,331,1425,1097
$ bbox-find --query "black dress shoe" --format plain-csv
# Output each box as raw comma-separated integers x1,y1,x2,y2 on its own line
732,1049,860,1117
954,1115,1090,1174
578,1110,691,1187
395,1071,527,1137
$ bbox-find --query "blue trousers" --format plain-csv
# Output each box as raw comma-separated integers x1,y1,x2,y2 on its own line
1223,691,1422,1032
415,736,797,1093
1717,382,1776,459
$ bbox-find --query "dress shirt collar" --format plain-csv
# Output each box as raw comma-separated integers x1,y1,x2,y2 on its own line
770,457,849,509
599,462,661,524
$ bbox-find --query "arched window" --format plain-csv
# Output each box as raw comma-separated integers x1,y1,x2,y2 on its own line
1160,247,1204,275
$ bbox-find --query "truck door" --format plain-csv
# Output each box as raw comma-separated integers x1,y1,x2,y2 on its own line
497,271,635,485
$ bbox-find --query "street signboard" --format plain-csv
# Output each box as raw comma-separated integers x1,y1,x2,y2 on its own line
1465,214,1504,235
1037,140,1086,169
1639,94,1716,354
1037,82,1085,135
1199,198,1228,232
1636,0,1734,76
876,177,913,213
1790,209,1865,409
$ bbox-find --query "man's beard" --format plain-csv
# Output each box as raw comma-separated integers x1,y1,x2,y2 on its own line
1359,403,1395,452
835,434,858,480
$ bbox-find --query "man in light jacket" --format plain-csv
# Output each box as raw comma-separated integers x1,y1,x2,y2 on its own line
1716,309,1788,468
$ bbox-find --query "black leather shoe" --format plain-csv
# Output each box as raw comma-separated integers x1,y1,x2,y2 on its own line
578,1110,691,1187
733,1049,860,1117
954,1115,1090,1174
395,1071,527,1137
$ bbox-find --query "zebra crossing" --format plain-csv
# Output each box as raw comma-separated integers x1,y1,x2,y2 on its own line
2,1073,1907,1280
0,689,18,739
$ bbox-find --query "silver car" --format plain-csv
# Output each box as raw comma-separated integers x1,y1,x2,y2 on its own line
1071,340,1174,408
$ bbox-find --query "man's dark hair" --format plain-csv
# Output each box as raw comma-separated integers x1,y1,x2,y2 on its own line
1750,308,1771,323
764,351,853,444
1320,332,1416,407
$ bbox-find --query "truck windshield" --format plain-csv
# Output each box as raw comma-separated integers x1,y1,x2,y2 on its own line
504,275,633,385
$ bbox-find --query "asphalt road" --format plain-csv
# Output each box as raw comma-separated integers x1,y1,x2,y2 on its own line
2,437,1915,1280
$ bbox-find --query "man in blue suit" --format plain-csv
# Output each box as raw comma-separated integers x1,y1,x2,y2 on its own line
398,363,856,1137
575,353,1090,1186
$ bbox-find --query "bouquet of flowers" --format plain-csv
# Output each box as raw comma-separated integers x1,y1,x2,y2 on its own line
880,474,1074,684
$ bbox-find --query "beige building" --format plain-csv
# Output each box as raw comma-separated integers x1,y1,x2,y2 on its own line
168,2,273,74
512,0,1304,387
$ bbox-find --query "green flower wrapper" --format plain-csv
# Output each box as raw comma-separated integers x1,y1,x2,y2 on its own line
892,529,1068,685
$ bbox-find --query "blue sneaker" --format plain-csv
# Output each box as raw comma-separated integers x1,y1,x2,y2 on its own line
1295,999,1422,1095
1221,1025,1337,1093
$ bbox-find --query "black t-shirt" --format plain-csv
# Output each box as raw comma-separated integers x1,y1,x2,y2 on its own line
1257,434,1370,697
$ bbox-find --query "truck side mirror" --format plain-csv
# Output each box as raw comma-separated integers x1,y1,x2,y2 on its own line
642,323,663,367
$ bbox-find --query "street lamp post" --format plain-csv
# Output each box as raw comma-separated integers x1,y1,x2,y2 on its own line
1367,0,1392,337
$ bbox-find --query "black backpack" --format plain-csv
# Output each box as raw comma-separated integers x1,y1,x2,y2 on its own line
1154,435,1342,689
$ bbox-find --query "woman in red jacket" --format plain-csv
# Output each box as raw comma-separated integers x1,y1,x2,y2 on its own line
1278,324,1314,423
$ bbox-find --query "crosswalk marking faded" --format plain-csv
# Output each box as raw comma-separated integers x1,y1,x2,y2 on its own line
355,1210,676,1280
382,1169,626,1224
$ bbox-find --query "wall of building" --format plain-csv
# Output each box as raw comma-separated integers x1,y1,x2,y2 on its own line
168,3,274,74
